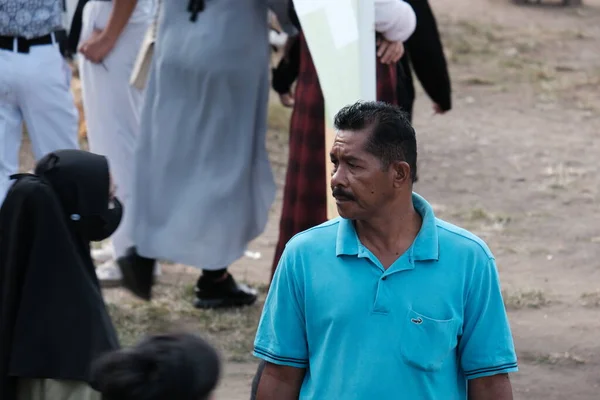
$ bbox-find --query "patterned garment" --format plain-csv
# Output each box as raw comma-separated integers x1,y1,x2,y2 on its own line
271,33,398,279
0,0,63,39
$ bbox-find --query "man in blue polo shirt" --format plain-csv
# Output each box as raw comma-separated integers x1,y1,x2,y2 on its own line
252,101,518,399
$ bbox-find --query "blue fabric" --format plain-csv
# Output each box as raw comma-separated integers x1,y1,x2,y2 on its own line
0,0,63,39
254,193,518,399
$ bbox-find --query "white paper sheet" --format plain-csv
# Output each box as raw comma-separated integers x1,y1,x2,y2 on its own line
293,0,326,16
325,0,359,49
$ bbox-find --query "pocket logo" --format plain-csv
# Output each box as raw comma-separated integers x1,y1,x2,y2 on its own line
411,317,423,325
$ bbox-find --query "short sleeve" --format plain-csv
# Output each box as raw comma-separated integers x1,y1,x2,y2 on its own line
459,258,518,380
374,0,417,42
253,245,308,369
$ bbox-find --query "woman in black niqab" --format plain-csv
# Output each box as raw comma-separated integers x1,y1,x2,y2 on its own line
0,150,121,400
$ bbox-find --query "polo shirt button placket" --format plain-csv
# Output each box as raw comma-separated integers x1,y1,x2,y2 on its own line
373,273,391,314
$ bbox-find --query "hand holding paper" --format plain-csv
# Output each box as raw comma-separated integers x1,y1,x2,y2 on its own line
376,38,404,64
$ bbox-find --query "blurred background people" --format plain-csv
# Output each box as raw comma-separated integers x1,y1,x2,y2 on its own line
118,0,295,307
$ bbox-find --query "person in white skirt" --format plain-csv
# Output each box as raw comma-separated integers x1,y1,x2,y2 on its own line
75,0,160,285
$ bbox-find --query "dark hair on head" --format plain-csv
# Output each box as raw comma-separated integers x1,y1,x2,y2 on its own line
90,333,220,400
333,101,418,182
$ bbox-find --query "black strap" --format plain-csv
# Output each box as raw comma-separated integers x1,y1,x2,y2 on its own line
0,34,54,53
67,0,90,55
9,173,36,181
54,29,69,58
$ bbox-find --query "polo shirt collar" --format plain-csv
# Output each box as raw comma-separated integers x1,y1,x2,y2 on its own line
336,192,439,261
411,192,439,261
336,217,360,256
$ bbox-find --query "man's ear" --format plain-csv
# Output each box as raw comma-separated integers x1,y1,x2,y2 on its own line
392,161,411,188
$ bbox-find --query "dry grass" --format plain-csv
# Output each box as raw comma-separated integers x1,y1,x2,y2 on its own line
519,351,587,366
106,282,266,362
503,289,551,310
440,17,600,111
580,291,600,308
442,19,506,65
267,96,293,134
439,207,511,236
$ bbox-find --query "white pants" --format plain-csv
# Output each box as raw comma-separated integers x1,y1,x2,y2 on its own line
0,39,79,205
79,1,152,258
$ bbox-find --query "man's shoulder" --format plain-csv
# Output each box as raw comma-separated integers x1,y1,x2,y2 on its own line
435,218,494,260
285,218,341,252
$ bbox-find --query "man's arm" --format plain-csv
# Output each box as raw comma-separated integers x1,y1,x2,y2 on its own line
459,257,518,394
253,243,309,399
468,374,513,400
256,362,306,400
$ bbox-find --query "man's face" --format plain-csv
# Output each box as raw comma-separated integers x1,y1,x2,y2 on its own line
330,129,396,220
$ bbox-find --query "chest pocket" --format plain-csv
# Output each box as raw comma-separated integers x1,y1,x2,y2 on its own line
400,309,459,372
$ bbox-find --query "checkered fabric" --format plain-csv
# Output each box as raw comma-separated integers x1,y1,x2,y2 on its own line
271,33,398,279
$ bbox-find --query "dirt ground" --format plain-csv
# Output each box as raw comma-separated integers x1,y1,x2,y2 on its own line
17,0,600,398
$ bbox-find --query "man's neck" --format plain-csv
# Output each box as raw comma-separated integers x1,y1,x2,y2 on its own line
354,202,422,258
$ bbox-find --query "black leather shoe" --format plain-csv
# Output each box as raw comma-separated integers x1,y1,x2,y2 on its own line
193,273,258,309
117,247,155,301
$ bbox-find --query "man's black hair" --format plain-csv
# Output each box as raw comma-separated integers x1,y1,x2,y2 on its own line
91,333,220,400
333,101,418,182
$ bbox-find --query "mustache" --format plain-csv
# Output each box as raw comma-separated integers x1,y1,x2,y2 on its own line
332,187,355,201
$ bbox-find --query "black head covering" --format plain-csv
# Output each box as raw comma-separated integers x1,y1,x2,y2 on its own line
0,150,121,400
35,150,123,242
35,150,109,216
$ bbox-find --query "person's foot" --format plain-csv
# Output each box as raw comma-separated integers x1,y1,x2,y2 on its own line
91,245,114,263
194,273,258,309
117,247,157,301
